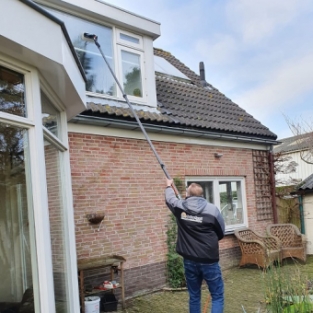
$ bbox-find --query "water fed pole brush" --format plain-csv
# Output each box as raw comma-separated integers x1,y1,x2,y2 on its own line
83,33,181,199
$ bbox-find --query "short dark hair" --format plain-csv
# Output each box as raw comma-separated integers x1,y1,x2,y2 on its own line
187,183,203,197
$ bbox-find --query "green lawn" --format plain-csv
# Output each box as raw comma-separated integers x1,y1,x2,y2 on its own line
119,256,313,313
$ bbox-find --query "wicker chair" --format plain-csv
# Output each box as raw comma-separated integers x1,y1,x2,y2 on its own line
266,223,306,263
234,228,282,269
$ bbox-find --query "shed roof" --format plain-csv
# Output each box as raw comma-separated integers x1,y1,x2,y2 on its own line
297,173,313,191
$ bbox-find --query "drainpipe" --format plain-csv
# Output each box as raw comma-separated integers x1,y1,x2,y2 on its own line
269,147,278,223
298,195,305,234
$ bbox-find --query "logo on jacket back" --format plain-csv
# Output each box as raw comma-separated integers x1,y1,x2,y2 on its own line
181,212,203,223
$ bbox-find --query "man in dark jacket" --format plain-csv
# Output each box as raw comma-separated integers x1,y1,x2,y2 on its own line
165,179,225,313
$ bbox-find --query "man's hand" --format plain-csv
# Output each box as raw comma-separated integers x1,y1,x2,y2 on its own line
166,178,173,187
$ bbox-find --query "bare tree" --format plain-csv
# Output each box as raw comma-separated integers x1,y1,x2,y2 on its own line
274,151,299,187
284,114,313,164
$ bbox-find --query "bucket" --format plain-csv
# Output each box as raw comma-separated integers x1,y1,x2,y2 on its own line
85,296,100,313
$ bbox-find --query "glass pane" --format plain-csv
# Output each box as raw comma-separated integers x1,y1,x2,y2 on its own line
41,91,59,138
120,33,140,44
0,66,26,117
44,139,70,312
121,50,142,97
43,7,116,96
219,181,243,225
186,181,214,203
0,123,35,310
154,55,189,80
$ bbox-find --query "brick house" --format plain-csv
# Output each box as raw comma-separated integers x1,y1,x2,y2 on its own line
0,0,278,312
69,47,278,297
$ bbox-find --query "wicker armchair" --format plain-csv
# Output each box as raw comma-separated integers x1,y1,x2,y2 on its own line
266,223,306,263
234,228,282,269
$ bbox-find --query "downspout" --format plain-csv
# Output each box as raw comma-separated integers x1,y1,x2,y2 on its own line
269,147,278,223
298,195,305,234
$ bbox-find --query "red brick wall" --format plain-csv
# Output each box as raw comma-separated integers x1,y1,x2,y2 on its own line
69,132,273,271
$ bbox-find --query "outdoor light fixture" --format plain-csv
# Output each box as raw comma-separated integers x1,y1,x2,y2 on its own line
86,213,105,231
214,153,223,158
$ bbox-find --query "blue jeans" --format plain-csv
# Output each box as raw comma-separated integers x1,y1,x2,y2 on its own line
184,259,224,313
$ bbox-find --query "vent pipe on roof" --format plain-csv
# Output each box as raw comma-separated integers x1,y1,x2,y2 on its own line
200,62,205,81
199,62,209,88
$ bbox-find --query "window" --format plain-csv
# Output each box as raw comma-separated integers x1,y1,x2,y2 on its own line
0,57,80,312
186,177,247,232
41,91,59,137
119,47,143,98
43,7,145,101
0,123,33,303
0,66,26,117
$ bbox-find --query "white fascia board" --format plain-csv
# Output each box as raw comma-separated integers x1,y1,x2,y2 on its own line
68,123,271,151
40,0,161,39
0,0,86,119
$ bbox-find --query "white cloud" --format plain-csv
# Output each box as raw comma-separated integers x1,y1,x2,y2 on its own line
195,35,238,65
233,52,313,119
226,0,311,44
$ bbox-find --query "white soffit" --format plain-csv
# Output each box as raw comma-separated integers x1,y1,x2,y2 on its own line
0,0,86,119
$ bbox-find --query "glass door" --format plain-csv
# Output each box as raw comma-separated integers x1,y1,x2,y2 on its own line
0,123,35,309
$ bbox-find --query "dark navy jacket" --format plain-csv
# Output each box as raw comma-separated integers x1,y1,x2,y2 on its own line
165,187,225,264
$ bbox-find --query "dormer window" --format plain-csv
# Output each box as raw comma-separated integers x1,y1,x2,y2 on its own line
42,7,145,101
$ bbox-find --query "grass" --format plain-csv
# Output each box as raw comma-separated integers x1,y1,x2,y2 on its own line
118,256,313,313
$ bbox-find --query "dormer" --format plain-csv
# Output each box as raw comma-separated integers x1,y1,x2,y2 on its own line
35,0,161,108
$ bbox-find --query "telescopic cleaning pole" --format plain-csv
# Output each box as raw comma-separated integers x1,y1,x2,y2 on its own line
83,33,181,199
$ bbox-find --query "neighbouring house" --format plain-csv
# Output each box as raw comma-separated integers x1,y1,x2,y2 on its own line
274,132,313,186
274,133,313,228
0,0,279,312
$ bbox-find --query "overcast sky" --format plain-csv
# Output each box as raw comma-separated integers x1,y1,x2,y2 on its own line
103,0,313,140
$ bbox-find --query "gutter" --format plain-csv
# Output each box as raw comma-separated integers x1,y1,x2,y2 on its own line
71,115,279,145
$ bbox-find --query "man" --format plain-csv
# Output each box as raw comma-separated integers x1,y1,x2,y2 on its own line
165,178,225,313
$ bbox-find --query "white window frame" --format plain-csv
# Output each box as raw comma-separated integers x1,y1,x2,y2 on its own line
116,44,146,102
0,55,80,313
116,29,143,50
186,176,248,233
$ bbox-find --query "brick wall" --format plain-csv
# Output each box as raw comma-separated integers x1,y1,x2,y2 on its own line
69,132,274,297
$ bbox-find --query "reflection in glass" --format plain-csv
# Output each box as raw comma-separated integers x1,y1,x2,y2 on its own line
219,181,243,225
0,66,26,117
121,50,142,97
42,7,116,96
41,91,59,137
0,123,34,309
44,139,70,312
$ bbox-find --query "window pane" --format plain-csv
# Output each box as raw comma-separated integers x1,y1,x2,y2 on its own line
219,181,243,225
44,139,70,312
43,7,116,96
121,50,142,97
0,66,26,117
120,33,140,44
41,91,59,138
0,123,35,310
